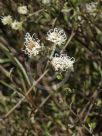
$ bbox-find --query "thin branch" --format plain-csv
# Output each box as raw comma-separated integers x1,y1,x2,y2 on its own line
0,69,48,121
34,94,51,114
23,9,44,23
61,30,75,53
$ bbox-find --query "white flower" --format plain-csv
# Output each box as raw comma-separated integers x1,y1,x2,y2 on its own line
22,33,41,57
47,28,67,45
42,0,51,5
17,6,28,15
86,2,97,13
11,20,23,30
51,53,75,71
1,15,12,25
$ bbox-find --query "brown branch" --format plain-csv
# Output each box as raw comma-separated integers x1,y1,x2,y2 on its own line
61,30,75,53
0,69,49,121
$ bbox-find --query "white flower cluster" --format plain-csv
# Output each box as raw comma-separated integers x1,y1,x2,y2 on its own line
17,6,28,15
1,15,12,25
1,5,28,30
22,29,75,72
51,53,75,71
1,15,23,30
21,28,75,72
86,2,98,13
42,0,51,5
47,28,67,46
22,33,41,57
11,20,23,30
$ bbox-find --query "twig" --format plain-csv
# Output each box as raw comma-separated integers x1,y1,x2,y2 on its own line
50,44,56,60
44,44,57,70
0,69,48,121
83,91,98,122
61,30,75,53
34,94,51,114
23,9,44,23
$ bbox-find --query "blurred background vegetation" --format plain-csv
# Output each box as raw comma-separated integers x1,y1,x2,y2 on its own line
0,0,102,136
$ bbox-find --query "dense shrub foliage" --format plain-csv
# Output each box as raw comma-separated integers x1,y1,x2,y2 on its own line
0,0,102,136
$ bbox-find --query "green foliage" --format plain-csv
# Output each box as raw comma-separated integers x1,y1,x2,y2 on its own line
0,0,102,136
